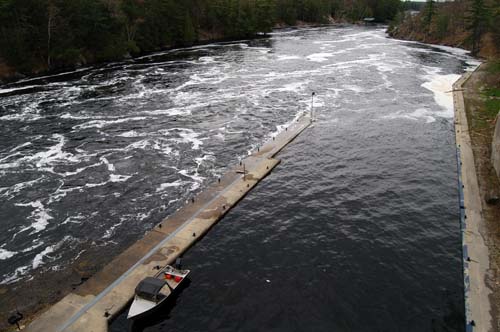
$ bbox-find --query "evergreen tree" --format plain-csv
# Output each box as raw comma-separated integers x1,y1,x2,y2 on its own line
121,0,144,53
466,0,489,55
0,0,406,76
255,0,275,33
182,11,196,45
492,0,500,49
422,0,436,34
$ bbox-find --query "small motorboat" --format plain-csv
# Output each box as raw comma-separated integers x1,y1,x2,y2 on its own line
127,265,190,319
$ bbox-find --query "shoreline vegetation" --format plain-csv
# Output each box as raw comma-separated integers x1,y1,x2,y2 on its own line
388,0,500,58
0,0,402,84
0,21,340,85
1,0,499,83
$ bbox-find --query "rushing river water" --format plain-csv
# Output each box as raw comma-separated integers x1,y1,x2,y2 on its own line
0,26,479,331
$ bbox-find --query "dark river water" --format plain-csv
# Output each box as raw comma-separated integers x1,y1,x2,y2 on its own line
0,26,479,331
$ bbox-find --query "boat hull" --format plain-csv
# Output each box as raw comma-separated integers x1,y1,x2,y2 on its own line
127,296,167,320
127,265,190,320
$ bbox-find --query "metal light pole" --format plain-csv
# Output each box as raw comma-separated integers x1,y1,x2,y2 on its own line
311,92,316,122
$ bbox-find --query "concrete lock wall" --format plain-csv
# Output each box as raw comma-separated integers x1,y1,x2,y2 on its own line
492,114,500,180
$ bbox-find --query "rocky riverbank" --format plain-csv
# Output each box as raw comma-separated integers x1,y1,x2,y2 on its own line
387,0,499,59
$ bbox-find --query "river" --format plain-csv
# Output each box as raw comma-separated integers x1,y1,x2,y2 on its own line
0,26,478,331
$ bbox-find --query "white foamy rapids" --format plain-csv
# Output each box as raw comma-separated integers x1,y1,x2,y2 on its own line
100,157,116,172
15,200,53,234
60,113,95,120
171,128,203,150
382,108,436,123
0,242,45,277
124,138,177,157
213,131,225,141
9,141,32,152
195,154,215,167
0,177,44,199
299,96,325,113
343,85,365,93
19,134,80,170
277,81,310,93
179,169,205,191
118,130,143,137
32,235,72,270
1,265,30,284
76,174,132,189
306,53,334,62
110,174,132,182
22,241,45,253
134,211,151,222
0,101,42,121
0,153,22,171
72,117,147,130
61,214,86,225
248,46,271,54
32,245,55,269
312,30,368,45
103,219,124,239
0,248,16,260
140,108,192,117
126,139,150,150
172,90,204,103
144,101,211,118
58,162,102,177
198,56,217,64
156,179,189,192
276,55,302,61
174,65,230,91
421,67,460,117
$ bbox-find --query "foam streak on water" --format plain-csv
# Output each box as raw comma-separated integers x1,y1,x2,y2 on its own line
0,26,476,331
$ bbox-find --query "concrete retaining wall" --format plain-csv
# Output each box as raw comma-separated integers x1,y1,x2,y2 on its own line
454,65,493,332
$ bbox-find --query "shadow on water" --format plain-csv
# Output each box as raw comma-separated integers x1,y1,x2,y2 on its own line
109,279,192,332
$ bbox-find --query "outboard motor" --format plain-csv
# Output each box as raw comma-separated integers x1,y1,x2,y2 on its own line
175,257,182,269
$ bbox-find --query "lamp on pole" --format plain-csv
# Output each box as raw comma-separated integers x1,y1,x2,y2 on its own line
311,92,316,122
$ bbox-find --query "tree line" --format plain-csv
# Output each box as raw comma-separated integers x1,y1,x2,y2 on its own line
389,0,500,56
0,0,401,76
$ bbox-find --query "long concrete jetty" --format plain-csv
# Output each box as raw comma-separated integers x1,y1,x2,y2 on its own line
453,68,493,332
24,114,312,332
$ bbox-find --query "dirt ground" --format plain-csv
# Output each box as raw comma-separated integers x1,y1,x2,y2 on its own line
464,61,500,331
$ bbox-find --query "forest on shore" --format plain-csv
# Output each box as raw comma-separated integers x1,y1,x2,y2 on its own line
0,0,401,80
388,0,500,58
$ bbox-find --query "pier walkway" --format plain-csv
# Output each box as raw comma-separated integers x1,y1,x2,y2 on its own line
24,114,311,332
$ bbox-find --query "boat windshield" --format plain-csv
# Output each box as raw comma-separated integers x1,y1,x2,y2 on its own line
134,277,165,301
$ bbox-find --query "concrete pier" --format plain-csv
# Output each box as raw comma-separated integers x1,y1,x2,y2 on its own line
453,68,493,332
24,114,311,332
